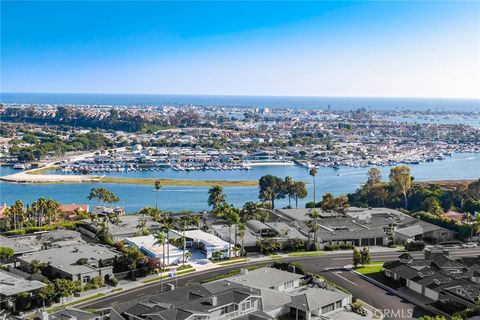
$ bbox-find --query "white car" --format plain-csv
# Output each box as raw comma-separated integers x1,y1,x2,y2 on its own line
462,243,478,248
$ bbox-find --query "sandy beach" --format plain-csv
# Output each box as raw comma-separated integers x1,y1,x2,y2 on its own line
0,170,102,183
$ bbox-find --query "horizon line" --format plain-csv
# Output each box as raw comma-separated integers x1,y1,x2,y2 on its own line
1,91,479,101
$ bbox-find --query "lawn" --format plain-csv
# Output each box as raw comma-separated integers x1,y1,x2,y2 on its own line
214,258,249,266
142,267,196,283
26,166,60,175
99,176,258,187
355,262,384,275
287,251,325,257
47,293,106,313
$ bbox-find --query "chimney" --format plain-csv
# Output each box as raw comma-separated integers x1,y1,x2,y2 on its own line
424,248,432,259
424,247,442,259
240,268,248,275
210,295,218,306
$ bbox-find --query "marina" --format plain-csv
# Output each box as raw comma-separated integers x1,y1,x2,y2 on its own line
1,152,478,212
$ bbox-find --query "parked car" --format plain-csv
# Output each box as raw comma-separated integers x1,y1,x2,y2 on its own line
462,242,478,248
405,241,426,251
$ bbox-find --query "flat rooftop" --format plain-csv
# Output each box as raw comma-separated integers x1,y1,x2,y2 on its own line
0,230,85,254
125,234,183,256
275,208,337,221
0,269,46,296
179,229,230,247
83,214,162,238
18,243,120,276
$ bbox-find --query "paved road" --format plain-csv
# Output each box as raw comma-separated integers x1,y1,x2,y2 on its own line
319,268,432,320
79,248,480,318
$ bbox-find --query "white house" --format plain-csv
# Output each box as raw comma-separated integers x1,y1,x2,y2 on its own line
125,235,184,266
173,229,231,259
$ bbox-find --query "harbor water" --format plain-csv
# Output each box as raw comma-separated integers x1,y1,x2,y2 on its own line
1,153,478,212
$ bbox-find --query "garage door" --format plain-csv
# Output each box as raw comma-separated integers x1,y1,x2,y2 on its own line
408,280,422,294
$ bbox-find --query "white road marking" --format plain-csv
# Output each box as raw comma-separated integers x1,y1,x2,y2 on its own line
327,270,358,286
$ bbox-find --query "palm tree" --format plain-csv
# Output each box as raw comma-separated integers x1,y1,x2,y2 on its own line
208,185,226,212
284,176,294,208
154,180,162,210
136,218,147,234
309,167,318,206
32,197,48,226
138,207,162,221
153,232,166,291
45,199,60,224
463,212,474,241
223,207,240,259
5,200,26,230
190,215,201,229
238,222,246,256
162,216,174,266
307,209,321,249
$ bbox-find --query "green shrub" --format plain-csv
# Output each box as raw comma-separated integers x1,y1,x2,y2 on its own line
84,276,104,291
1,221,81,236
107,276,119,287
177,264,193,271
324,244,355,251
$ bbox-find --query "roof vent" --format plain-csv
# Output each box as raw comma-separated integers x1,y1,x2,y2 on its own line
210,295,217,306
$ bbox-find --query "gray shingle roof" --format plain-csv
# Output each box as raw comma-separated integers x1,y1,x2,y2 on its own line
222,267,303,289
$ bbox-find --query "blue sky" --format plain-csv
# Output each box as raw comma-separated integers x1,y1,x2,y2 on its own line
1,1,479,98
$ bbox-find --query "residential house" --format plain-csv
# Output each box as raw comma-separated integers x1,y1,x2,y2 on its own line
384,249,480,309
0,269,46,313
124,234,184,265
16,244,121,285
117,267,353,320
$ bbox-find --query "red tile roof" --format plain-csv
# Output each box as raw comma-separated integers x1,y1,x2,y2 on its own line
59,204,89,213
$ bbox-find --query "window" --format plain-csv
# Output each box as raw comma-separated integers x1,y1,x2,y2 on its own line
335,300,342,309
321,303,335,314
284,280,294,289
220,305,229,315
242,299,252,310
83,276,91,283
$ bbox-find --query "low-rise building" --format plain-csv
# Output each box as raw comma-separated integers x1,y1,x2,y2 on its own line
0,269,46,313
79,215,163,242
118,267,353,320
124,234,184,265
266,207,453,249
16,243,121,284
172,229,231,259
59,203,89,220
0,229,86,255
384,249,480,309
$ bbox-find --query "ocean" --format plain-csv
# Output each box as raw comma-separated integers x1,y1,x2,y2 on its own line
1,92,479,112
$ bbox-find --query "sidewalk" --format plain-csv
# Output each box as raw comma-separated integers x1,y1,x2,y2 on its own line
25,247,403,317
